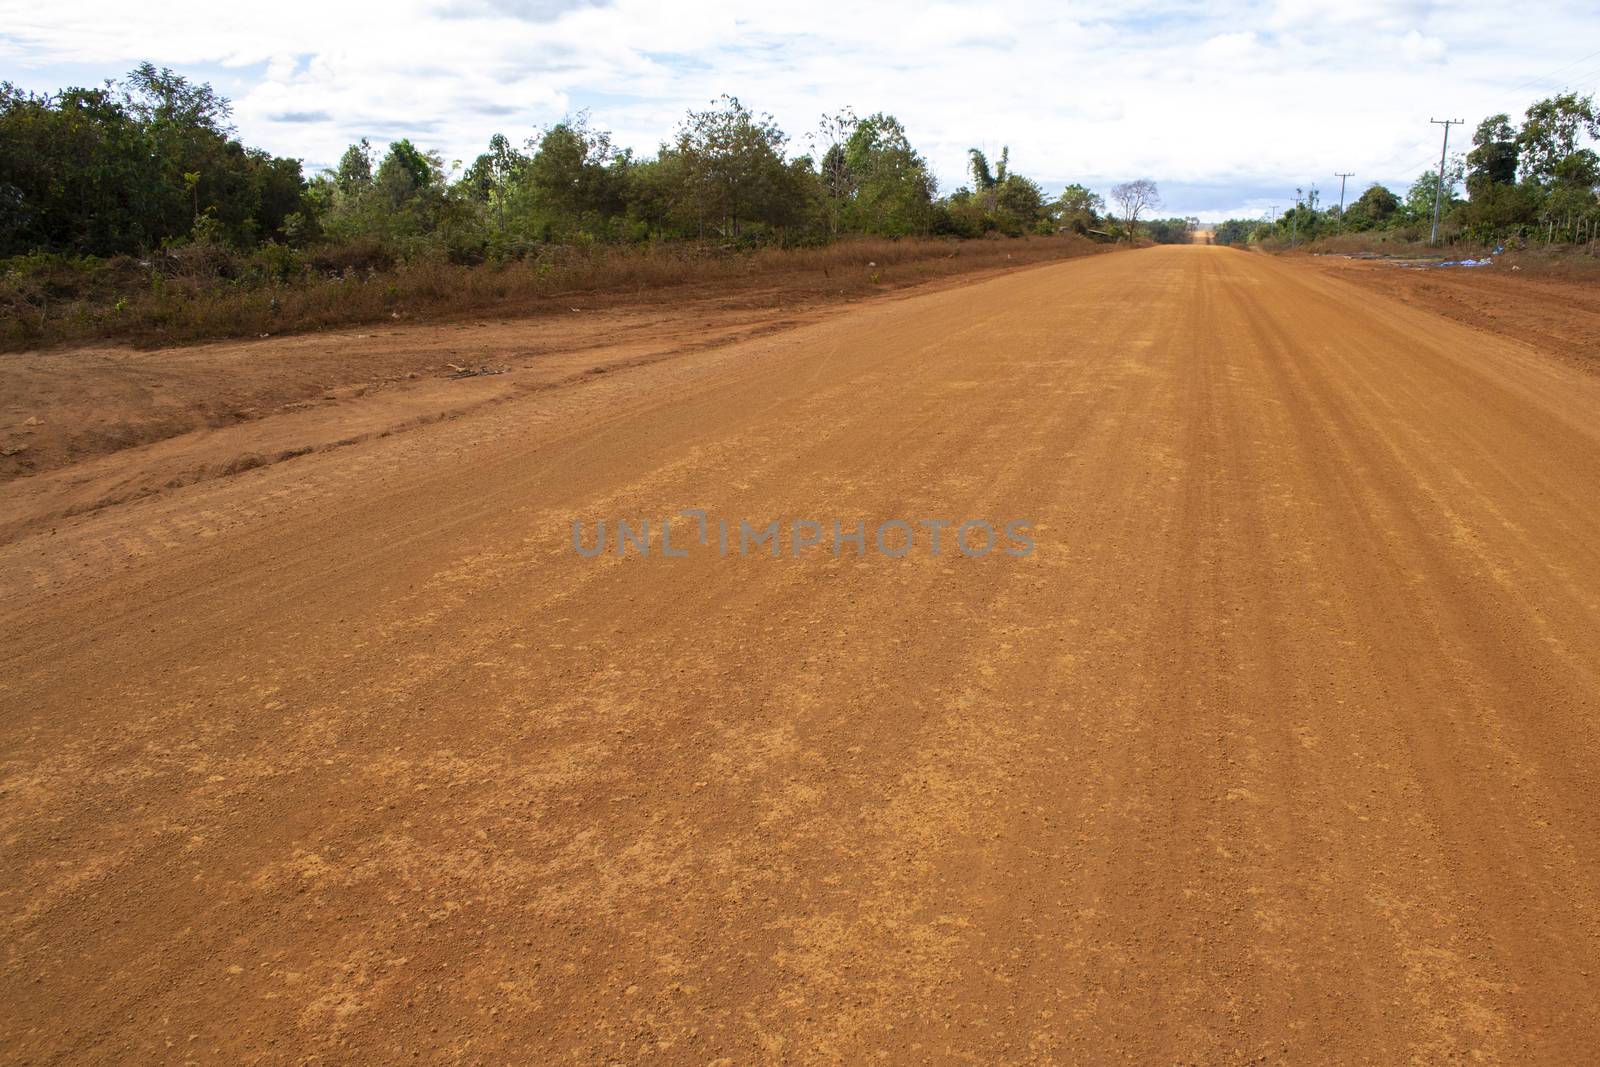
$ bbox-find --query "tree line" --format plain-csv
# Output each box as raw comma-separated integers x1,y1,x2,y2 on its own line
0,66,1184,267
1214,92,1600,249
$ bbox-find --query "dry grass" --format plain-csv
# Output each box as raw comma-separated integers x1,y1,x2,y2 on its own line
1490,245,1600,280
1295,233,1470,258
1,236,1107,351
1263,231,1600,280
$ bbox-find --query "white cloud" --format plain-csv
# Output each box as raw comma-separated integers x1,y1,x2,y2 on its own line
0,0,1594,219
1198,31,1260,66
1400,29,1448,64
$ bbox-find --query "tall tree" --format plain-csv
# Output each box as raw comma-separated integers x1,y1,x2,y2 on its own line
671,95,798,238
1467,114,1519,190
1341,183,1399,230
1517,92,1600,184
992,173,1045,235
967,146,1008,191
1,67,305,255
1110,179,1160,241
334,139,374,196
1052,184,1104,234
811,110,858,238
844,113,935,236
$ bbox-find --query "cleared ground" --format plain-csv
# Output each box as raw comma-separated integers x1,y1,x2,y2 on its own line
3,246,1599,1063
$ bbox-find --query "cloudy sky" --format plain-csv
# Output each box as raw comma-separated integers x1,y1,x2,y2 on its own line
2,1,1597,220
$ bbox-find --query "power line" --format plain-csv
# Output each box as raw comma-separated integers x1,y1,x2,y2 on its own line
1373,50,1600,195
1502,47,1600,97
1554,62,1600,89
1352,49,1600,211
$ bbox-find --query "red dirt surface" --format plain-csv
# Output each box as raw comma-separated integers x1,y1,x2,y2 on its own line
3,247,1600,1063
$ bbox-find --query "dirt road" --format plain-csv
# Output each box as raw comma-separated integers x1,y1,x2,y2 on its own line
4,246,1599,1063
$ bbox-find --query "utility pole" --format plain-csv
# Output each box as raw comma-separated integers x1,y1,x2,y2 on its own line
1429,118,1463,244
1334,172,1354,213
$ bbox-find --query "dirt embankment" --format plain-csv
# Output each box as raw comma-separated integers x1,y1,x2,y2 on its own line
1,236,1108,352
1302,255,1600,372
0,301,804,481
0,254,1102,544
0,246,1113,524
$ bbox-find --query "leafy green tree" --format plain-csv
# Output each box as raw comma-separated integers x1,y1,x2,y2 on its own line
318,139,452,243
932,187,987,237
1544,149,1600,232
992,174,1045,234
842,113,935,236
967,146,1007,191
0,67,305,255
1403,160,1463,224
462,134,522,200
458,133,529,247
1,83,158,254
121,62,305,248
1459,116,1538,239
516,116,632,239
1517,92,1600,184
5,61,1172,266
377,139,433,200
667,95,804,239
620,153,683,238
1146,218,1193,244
1264,187,1329,243
1553,148,1600,186
1052,184,1104,234
1460,180,1540,238
1467,114,1519,190
335,140,374,196
1213,219,1255,246
1342,183,1399,230
118,63,240,241
247,151,308,242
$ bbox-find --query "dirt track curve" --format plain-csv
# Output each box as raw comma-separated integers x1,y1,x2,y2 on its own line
4,245,1600,1064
